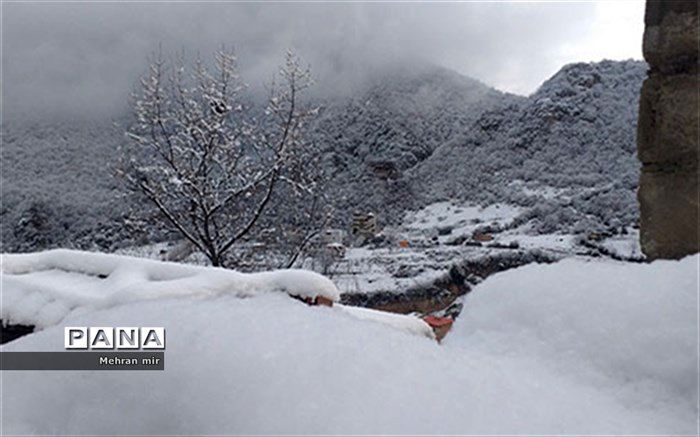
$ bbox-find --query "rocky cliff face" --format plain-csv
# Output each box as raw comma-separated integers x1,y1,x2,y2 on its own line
637,0,699,259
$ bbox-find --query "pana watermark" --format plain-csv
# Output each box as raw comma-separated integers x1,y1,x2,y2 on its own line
65,327,165,350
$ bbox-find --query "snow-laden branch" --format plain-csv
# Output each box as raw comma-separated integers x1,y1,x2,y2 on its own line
120,49,326,267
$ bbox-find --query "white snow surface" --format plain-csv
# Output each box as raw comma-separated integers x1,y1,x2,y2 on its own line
335,303,435,340
2,254,697,435
1,249,340,328
601,228,644,259
404,201,521,232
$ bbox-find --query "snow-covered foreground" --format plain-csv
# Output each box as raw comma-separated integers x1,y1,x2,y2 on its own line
2,254,697,435
1,249,340,329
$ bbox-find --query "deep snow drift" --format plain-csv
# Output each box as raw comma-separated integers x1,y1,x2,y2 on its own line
1,249,434,340
2,254,697,435
1,249,340,329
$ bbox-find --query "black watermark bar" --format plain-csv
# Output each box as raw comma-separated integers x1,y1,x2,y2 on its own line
0,352,164,370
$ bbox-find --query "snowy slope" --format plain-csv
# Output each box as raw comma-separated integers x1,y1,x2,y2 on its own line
316,64,512,173
0,64,511,252
314,64,516,223
2,60,647,253
0,119,145,253
451,255,699,414
2,255,697,435
411,60,647,234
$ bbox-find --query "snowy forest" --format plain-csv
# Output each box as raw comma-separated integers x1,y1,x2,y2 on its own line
2,59,646,258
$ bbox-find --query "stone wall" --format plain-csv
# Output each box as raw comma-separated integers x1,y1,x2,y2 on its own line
637,0,699,260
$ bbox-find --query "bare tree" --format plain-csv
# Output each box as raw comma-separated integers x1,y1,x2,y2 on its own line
119,48,323,267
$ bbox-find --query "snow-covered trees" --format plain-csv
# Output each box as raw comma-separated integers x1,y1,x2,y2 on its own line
411,60,647,234
120,49,325,267
2,59,647,253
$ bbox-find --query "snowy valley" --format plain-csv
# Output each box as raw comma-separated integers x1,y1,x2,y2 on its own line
1,60,653,321
2,60,646,253
1,57,698,435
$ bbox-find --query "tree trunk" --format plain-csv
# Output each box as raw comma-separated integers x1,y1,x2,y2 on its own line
210,254,222,267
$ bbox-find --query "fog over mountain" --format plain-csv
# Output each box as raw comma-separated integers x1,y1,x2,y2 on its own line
2,2,643,118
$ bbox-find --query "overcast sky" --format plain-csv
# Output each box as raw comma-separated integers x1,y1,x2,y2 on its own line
2,1,644,118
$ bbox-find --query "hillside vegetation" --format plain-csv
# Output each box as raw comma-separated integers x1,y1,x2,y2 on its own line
1,60,646,252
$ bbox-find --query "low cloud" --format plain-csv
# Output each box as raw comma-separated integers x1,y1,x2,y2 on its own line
1,2,643,119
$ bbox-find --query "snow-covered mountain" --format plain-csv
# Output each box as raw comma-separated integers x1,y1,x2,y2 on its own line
317,64,513,172
410,60,646,234
314,64,517,221
1,60,646,252
309,60,647,235
1,119,138,252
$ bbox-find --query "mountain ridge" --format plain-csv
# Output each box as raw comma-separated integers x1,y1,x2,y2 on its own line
1,59,646,251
